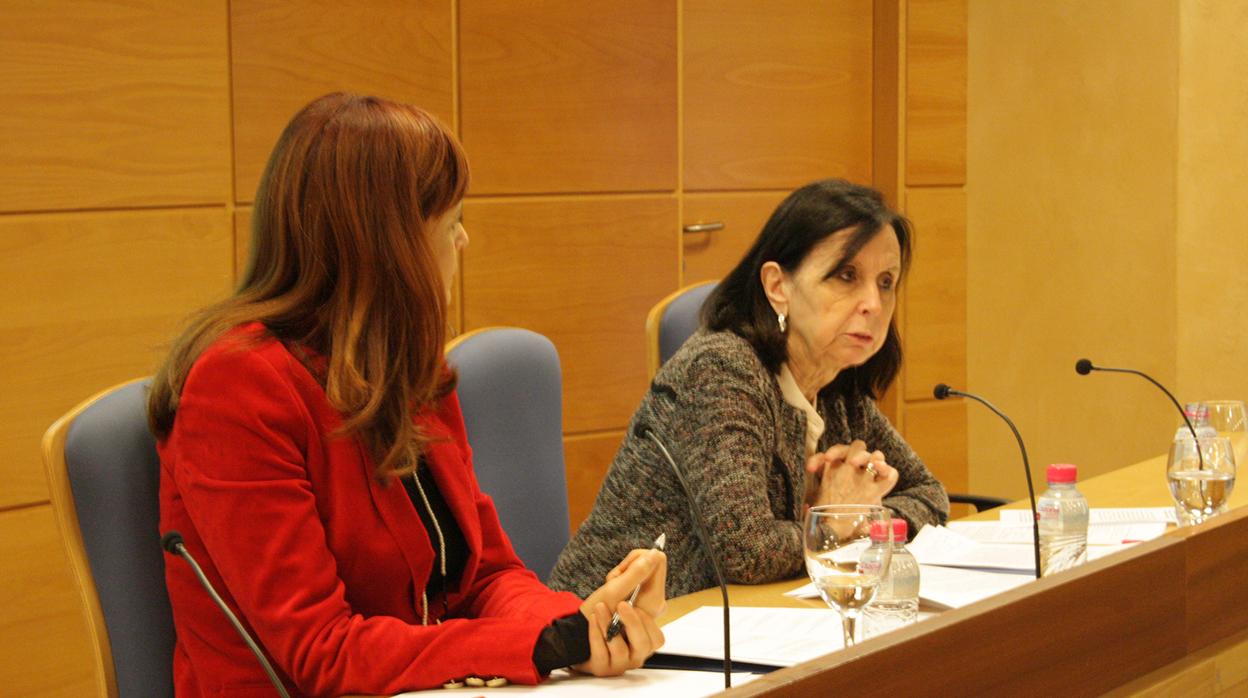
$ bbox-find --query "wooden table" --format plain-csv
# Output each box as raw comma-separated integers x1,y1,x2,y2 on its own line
663,436,1248,696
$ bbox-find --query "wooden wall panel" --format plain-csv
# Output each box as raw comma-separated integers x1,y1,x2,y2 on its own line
461,196,678,433
906,0,967,185
459,0,677,194
0,505,98,697
0,1,229,212
0,209,232,509
683,0,873,191
564,431,624,530
681,191,787,285
230,0,454,203
901,398,968,496
902,187,966,400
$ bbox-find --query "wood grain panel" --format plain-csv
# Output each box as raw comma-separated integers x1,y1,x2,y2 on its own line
683,0,873,190
0,209,232,508
459,0,676,194
234,206,252,281
681,191,788,285
729,537,1187,696
564,431,624,531
872,0,903,208
0,505,97,696
461,196,678,433
0,1,229,212
906,0,967,185
231,0,454,203
902,187,965,400
901,397,968,496
1180,507,1248,653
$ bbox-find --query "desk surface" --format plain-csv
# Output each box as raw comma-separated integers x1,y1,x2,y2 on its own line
663,436,1248,697
664,436,1248,622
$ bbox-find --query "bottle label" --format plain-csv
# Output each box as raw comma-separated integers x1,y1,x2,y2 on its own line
1038,501,1060,523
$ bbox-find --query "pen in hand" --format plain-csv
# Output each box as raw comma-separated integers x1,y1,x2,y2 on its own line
604,532,666,641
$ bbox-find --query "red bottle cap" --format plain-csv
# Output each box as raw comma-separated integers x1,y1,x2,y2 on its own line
869,518,909,542
1046,463,1078,483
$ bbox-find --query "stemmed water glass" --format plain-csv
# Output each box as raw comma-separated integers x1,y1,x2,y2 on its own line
1202,400,1247,436
1167,436,1236,526
802,504,891,648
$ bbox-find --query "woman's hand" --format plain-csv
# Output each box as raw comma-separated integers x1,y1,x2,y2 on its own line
572,549,667,676
806,440,898,507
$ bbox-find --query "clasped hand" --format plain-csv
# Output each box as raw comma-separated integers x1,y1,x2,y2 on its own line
573,548,667,676
806,439,899,508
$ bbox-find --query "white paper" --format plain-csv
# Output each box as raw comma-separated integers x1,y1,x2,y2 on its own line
948,520,1167,546
659,606,845,667
999,507,1177,525
914,563,1033,609
391,668,758,697
785,564,1034,610
906,524,1036,572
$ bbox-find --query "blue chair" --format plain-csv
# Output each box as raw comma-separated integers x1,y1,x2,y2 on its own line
446,327,571,582
42,378,174,698
644,281,718,377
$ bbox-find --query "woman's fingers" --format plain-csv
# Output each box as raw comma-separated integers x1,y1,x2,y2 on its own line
635,550,667,617
605,547,648,581
582,549,659,615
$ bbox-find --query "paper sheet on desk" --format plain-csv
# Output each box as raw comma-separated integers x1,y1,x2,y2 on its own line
659,606,845,667
391,668,758,697
784,565,1032,610
907,524,1143,573
948,520,1168,545
999,507,1177,525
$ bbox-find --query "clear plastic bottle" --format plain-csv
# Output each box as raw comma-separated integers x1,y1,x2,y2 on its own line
1037,463,1089,575
1173,402,1218,442
862,518,919,639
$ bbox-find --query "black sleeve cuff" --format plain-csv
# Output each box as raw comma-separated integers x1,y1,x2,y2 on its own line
532,611,591,674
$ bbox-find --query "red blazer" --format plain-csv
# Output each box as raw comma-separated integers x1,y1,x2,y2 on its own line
159,324,583,697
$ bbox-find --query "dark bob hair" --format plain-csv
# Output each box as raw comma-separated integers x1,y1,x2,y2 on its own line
702,178,913,400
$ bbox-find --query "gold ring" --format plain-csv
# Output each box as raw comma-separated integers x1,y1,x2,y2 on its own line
864,463,879,479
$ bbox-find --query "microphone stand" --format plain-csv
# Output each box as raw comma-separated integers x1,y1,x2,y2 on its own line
162,531,292,698
641,428,732,689
934,385,1042,579
1075,359,1204,469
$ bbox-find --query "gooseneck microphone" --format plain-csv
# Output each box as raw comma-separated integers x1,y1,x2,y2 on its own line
634,424,731,689
1074,358,1203,468
161,531,291,698
933,384,1042,579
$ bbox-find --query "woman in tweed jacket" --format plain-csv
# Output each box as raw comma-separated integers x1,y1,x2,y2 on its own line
550,179,949,598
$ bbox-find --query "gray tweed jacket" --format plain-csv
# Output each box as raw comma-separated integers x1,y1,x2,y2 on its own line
548,329,949,599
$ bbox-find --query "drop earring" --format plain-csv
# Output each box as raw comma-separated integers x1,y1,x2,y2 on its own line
777,312,787,333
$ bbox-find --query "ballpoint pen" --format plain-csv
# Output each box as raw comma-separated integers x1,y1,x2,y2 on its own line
605,532,666,640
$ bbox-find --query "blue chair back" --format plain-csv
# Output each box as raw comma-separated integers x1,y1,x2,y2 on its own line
447,328,571,582
43,379,173,698
646,281,718,376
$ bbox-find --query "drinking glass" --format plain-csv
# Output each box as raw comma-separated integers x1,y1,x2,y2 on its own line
1202,400,1247,436
1167,436,1236,526
802,504,891,648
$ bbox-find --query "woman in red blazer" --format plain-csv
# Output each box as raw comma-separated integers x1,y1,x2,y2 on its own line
148,93,666,697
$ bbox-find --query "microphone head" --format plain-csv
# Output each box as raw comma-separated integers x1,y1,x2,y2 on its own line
933,383,952,400
161,530,185,553
1075,358,1094,375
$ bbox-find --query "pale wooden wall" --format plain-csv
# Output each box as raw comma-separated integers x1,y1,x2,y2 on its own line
1176,1,1248,403
966,0,1248,498
0,2,965,694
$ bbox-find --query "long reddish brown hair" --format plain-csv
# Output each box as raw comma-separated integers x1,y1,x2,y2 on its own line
149,92,468,479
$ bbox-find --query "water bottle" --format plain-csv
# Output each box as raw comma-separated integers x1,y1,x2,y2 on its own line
862,518,919,638
1173,402,1218,442
1037,463,1089,575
